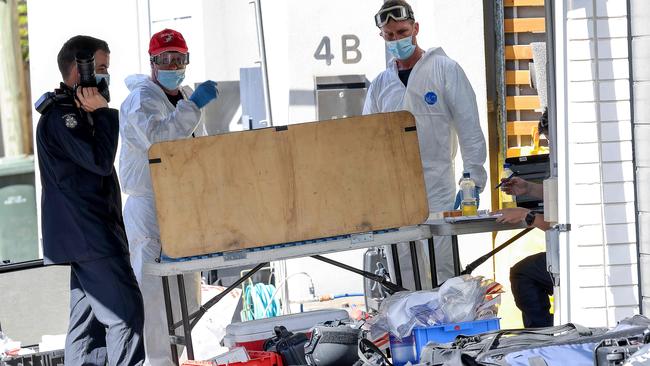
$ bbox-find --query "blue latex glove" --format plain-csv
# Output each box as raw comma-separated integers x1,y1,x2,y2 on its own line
189,80,218,108
453,186,481,210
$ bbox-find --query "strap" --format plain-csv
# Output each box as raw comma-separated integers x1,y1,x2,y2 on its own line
318,331,359,345
454,323,594,353
358,338,392,366
528,356,549,366
566,323,592,336
274,325,292,338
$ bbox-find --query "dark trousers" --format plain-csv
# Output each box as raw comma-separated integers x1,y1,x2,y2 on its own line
510,252,554,328
65,255,145,366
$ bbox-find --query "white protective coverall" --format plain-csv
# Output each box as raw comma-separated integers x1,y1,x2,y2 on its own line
119,74,206,365
363,47,487,287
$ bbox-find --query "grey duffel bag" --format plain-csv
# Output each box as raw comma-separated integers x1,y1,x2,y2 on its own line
304,320,362,366
420,315,650,366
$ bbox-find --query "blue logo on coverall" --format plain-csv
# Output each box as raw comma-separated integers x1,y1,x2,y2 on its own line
424,91,438,105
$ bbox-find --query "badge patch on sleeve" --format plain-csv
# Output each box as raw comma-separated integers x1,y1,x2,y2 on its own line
424,91,438,105
63,114,78,129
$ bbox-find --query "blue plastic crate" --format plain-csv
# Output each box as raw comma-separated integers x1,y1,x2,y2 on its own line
389,318,500,366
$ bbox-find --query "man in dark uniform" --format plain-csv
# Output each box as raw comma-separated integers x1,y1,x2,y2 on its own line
35,35,144,365
495,110,554,328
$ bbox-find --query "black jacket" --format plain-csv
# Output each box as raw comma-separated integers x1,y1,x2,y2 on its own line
35,84,128,264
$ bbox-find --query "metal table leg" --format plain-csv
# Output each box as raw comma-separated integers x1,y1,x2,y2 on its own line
390,243,403,288
452,235,461,276
162,276,179,365
176,274,194,360
409,241,422,291
311,255,405,293
427,237,438,287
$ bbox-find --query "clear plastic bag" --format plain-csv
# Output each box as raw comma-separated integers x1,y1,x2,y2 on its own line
439,275,485,323
369,275,502,339
369,290,441,340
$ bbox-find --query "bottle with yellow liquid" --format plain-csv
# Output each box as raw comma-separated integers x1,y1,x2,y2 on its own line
460,171,478,216
501,163,517,208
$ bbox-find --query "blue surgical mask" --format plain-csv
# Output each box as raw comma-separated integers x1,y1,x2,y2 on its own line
156,69,185,90
95,73,110,86
386,36,416,60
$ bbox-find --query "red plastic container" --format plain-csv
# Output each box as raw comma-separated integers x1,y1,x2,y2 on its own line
182,351,283,366
223,309,348,352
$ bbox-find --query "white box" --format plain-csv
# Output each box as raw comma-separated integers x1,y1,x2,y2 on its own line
223,309,349,348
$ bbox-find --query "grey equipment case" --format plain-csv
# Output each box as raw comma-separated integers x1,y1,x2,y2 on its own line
419,315,650,366
304,320,362,365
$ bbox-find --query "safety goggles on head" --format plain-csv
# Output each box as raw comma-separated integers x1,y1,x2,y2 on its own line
150,52,190,66
374,5,414,27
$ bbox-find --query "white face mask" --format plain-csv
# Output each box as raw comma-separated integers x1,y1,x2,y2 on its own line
386,36,416,60
156,69,186,90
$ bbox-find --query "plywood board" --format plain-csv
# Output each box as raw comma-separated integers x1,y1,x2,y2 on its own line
505,18,546,33
504,0,545,7
506,70,531,85
506,96,541,110
505,45,533,60
148,111,429,258
507,120,539,136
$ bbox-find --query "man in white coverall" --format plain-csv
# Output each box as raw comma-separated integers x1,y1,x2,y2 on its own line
363,0,487,287
119,28,218,365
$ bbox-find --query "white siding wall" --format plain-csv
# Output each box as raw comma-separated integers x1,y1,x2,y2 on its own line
631,0,650,313
563,0,638,327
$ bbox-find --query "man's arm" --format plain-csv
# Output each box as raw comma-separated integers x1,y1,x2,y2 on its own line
445,61,488,190
494,207,551,231
501,177,544,200
362,81,379,115
120,89,202,149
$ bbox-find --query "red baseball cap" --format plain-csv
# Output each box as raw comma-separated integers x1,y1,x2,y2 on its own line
149,28,188,56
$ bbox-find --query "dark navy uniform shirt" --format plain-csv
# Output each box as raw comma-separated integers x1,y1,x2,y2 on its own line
36,84,128,264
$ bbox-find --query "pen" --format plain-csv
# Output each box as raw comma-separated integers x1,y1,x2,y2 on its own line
494,172,518,189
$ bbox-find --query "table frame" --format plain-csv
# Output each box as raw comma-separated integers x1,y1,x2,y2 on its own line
146,219,530,363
